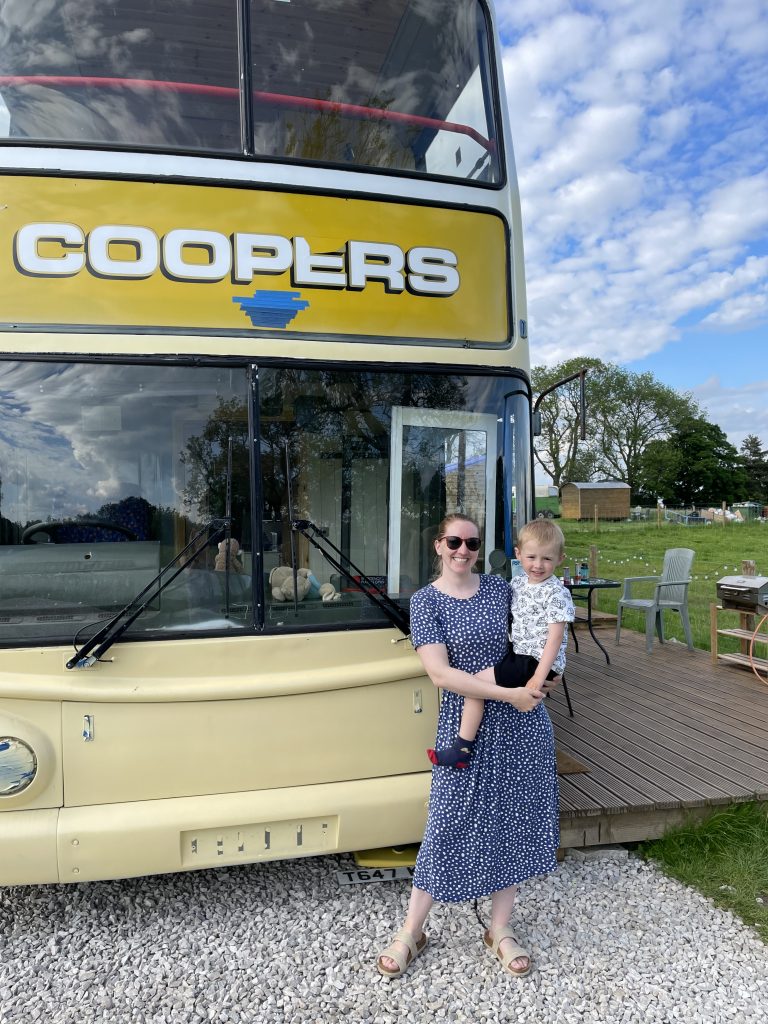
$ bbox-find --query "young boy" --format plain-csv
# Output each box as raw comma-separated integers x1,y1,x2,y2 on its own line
428,519,575,768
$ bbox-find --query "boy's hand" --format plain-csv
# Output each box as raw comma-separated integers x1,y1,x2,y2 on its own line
540,674,562,694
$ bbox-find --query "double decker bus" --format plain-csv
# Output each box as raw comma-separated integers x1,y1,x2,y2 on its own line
0,0,534,885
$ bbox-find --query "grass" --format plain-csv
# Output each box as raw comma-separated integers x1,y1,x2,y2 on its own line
637,801,768,942
556,518,768,653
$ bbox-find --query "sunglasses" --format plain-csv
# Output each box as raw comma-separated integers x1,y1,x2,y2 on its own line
439,535,482,551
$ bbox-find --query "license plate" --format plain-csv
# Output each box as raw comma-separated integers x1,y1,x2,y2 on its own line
336,866,415,885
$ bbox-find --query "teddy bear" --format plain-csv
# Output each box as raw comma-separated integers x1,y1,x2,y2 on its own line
269,565,311,602
312,576,340,602
268,566,340,602
214,538,243,573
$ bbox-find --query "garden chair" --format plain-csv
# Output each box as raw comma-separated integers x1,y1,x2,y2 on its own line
615,547,695,653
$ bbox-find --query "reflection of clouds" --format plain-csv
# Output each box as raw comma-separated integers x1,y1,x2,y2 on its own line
411,0,447,27
1,0,238,147
0,363,242,528
1,0,214,76
6,0,164,76
253,0,472,111
250,0,485,169
8,84,214,148
0,0,58,41
3,0,477,154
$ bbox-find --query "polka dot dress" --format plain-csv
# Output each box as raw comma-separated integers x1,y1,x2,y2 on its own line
410,574,559,903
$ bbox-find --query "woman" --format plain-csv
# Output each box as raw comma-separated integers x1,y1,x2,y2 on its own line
376,513,560,979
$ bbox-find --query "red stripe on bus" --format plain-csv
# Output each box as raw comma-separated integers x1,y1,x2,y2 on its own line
0,75,495,153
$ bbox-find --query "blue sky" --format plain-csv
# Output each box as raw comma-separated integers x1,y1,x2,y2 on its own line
497,0,768,452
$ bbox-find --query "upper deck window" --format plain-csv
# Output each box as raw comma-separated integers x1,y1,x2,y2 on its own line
0,0,500,183
0,0,241,153
249,0,500,182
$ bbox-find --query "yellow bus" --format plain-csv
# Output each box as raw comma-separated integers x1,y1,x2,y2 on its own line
0,0,534,885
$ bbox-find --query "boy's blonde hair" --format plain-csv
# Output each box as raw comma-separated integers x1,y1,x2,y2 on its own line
516,518,565,557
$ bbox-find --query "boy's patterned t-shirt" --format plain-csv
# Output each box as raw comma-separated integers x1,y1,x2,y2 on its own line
509,574,575,674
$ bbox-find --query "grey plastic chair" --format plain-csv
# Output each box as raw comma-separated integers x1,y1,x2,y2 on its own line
615,548,695,653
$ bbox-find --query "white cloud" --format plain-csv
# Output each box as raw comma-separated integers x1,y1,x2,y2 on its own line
665,256,768,319
696,173,768,250
649,106,692,145
497,0,768,430
535,103,644,184
701,289,768,329
693,377,768,450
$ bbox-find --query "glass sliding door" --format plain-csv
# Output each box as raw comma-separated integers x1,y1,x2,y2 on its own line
388,408,497,594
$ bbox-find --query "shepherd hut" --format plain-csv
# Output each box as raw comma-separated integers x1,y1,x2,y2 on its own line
560,481,631,520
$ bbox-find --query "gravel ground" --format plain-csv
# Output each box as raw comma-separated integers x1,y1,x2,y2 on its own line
1,849,766,1024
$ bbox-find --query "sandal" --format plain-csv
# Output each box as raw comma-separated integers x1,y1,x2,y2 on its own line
376,928,428,978
483,926,531,977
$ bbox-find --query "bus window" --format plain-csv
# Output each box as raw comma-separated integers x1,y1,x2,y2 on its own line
0,0,500,183
0,361,252,644
258,366,525,629
250,0,501,182
0,0,240,152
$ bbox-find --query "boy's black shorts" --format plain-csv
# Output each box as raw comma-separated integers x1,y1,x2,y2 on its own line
493,646,558,688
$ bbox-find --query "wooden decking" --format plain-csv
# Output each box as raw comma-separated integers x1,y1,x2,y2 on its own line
550,622,768,847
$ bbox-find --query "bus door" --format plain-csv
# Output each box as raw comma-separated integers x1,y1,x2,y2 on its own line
387,408,497,594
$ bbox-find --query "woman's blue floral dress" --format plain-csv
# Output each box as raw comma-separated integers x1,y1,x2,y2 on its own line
410,574,559,902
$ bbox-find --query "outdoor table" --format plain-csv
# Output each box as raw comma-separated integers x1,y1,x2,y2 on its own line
563,578,620,664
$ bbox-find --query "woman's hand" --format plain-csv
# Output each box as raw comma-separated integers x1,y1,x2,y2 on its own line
499,686,544,712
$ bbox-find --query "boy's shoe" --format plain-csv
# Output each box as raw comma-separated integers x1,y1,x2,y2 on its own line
426,736,475,768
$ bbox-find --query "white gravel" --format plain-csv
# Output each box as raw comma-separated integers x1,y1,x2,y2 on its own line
1,849,766,1024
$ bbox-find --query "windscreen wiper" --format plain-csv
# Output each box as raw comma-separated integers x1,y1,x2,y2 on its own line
66,517,230,669
290,518,410,636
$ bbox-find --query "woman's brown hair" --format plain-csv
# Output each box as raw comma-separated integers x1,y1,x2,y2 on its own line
435,512,480,540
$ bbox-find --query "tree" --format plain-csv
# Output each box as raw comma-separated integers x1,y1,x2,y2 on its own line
587,366,698,493
739,434,768,503
180,397,250,540
532,359,697,491
633,437,681,505
635,416,747,506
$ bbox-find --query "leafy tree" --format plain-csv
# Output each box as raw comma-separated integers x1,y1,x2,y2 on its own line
635,416,748,506
739,434,768,503
634,438,682,504
532,359,697,491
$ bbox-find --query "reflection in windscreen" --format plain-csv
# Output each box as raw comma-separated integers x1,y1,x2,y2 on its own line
258,367,524,630
0,361,252,643
0,360,530,645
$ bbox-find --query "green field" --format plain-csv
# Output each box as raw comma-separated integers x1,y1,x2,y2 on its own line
556,518,768,653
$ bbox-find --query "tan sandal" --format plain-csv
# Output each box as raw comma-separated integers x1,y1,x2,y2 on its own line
483,926,531,977
376,928,428,978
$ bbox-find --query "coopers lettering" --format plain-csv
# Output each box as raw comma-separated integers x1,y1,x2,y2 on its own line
15,223,460,296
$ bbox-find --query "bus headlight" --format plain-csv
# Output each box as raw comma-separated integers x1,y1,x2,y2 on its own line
0,736,38,796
